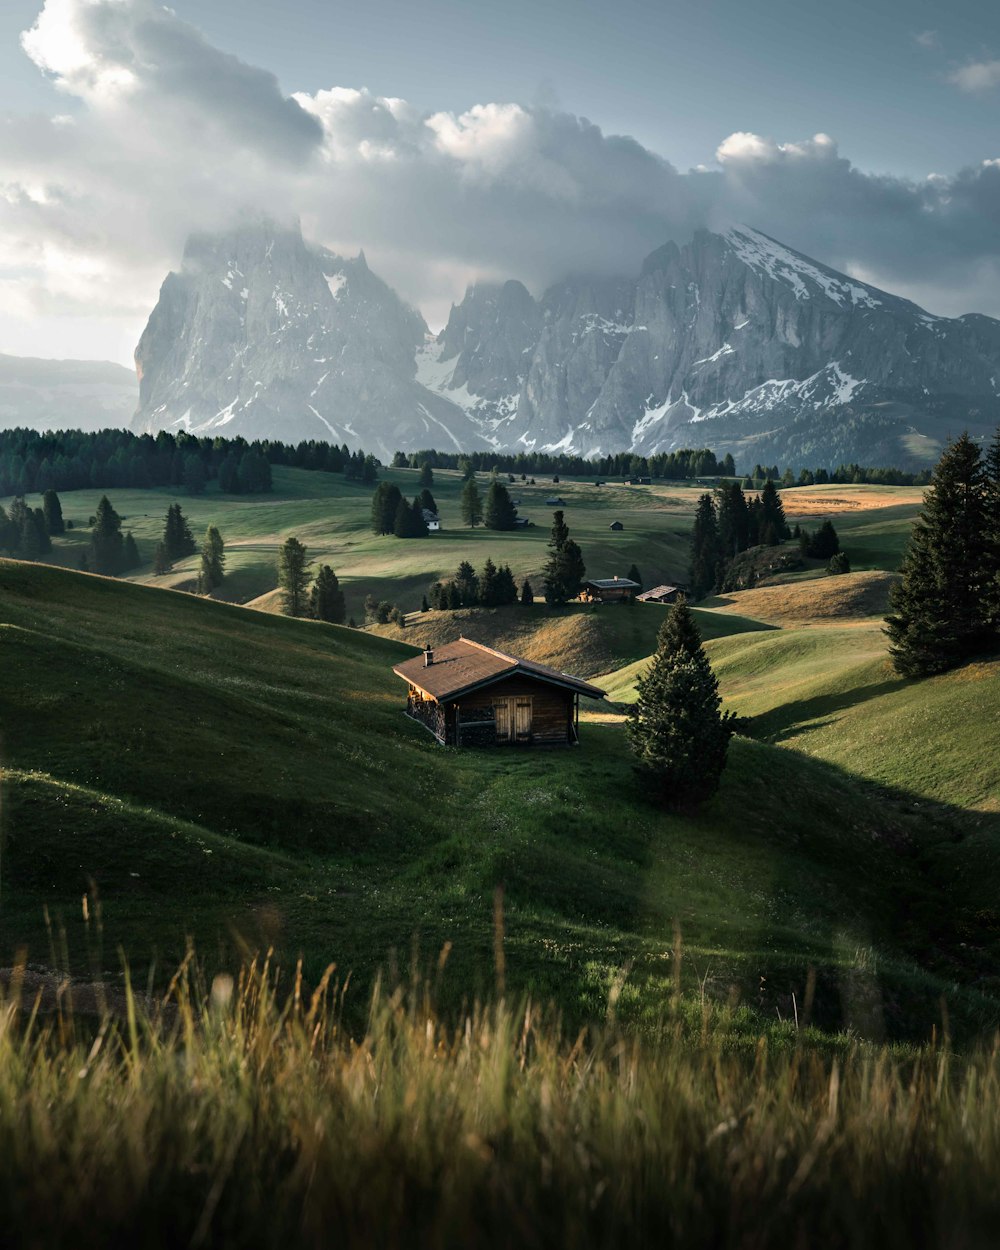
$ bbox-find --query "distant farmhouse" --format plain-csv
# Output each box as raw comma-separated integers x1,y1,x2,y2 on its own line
422,508,440,532
637,584,685,604
545,496,566,506
609,520,624,531
393,638,605,747
579,576,640,604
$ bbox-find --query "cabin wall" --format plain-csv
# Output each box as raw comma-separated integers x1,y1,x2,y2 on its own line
457,676,572,746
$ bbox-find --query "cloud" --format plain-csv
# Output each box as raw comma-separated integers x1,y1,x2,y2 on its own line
6,0,1000,363
913,30,939,50
948,59,1000,92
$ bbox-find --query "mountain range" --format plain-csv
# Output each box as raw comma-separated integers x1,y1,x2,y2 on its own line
11,218,1000,467
0,353,136,433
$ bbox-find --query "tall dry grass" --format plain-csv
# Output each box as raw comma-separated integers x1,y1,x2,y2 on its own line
0,951,998,1249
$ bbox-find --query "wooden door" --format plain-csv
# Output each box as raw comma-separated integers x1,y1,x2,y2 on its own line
514,696,533,741
494,697,513,743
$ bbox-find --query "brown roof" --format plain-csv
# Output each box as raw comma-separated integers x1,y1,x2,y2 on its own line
636,584,681,601
392,637,606,702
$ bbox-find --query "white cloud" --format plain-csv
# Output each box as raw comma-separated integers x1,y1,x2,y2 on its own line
948,59,1000,92
6,0,1000,364
914,30,939,50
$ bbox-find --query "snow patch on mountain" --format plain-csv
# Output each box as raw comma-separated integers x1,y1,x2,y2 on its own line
723,226,882,310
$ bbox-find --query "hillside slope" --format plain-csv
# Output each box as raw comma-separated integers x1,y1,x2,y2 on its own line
0,559,996,1038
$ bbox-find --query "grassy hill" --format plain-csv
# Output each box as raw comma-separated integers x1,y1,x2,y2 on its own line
1,469,924,623
1,557,997,1042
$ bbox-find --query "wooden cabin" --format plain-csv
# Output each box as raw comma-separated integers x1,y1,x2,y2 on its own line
393,637,605,748
579,576,640,604
609,520,624,531
637,584,684,604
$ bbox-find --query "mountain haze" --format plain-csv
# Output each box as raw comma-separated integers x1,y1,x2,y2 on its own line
0,354,136,433
131,221,1000,466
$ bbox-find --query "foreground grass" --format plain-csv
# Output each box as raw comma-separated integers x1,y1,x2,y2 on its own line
0,958,997,1249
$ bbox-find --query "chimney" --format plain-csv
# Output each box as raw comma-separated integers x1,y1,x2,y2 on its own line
423,647,434,667
614,574,619,581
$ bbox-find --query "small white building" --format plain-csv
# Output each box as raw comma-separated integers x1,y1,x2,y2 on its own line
423,509,441,532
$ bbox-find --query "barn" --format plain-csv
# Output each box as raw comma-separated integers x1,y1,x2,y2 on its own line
393,638,605,747
636,584,685,604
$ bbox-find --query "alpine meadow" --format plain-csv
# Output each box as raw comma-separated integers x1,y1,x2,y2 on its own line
2,0,1000,1245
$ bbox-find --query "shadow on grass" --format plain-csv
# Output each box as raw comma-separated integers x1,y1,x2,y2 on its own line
753,677,905,742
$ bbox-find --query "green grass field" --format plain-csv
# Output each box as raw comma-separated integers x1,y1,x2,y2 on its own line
1,469,924,622
1,554,998,1042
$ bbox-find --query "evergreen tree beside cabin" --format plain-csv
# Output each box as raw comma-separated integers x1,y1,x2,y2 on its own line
627,598,733,807
484,481,517,530
543,511,586,605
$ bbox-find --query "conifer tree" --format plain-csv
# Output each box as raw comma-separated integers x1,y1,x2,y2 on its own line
479,557,500,606
371,482,403,535
484,481,517,530
715,482,749,558
418,488,437,516
758,479,787,546
496,564,518,604
627,563,643,590
18,512,43,560
520,577,534,605
183,456,207,495
31,508,52,555
885,433,990,677
454,560,479,606
153,541,172,575
89,495,125,575
163,504,196,561
626,598,732,808
198,526,225,592
409,496,429,537
278,536,310,617
418,461,434,489
688,493,720,600
461,478,483,528
123,531,141,571
42,489,64,535
543,511,585,605
310,565,346,623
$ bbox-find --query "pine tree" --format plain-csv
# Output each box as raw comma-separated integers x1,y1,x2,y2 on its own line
393,496,416,538
418,488,437,516
31,508,52,555
153,541,172,575
371,482,403,535
885,433,990,677
198,526,225,592
89,495,125,575
479,558,500,606
520,578,534,605
454,560,479,606
759,479,787,545
278,536,310,617
123,531,141,571
627,563,643,590
484,481,517,530
688,493,720,600
42,489,64,535
496,564,518,605
715,482,749,559
626,599,732,808
808,520,840,559
163,504,196,561
461,478,483,528
543,511,586,605
310,565,346,623
18,512,43,560
418,461,434,489
409,496,429,537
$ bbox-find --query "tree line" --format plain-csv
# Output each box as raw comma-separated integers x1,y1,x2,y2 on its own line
0,429,273,499
886,430,1000,677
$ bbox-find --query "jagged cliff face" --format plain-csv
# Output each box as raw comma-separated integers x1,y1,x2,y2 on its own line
134,221,1000,465
132,221,488,457
420,227,1000,464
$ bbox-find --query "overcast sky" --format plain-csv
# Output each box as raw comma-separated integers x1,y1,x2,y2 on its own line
4,0,1000,365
